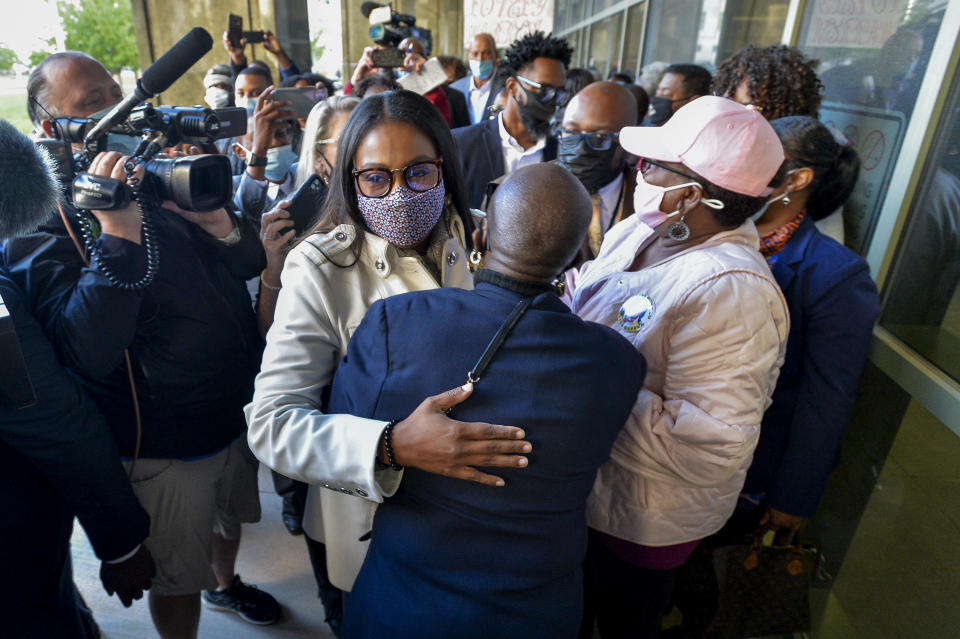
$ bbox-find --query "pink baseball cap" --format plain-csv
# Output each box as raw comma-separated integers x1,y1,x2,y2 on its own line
620,96,784,197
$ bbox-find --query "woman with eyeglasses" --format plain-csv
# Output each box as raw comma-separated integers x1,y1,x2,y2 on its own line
251,94,362,633
245,90,532,609
568,97,791,639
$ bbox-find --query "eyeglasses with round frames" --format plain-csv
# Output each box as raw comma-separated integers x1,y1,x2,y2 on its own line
515,75,569,106
352,159,443,198
554,128,620,151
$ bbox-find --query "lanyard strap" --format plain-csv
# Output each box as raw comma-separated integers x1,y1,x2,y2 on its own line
466,297,532,384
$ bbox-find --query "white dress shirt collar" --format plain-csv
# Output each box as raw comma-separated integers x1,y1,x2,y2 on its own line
469,77,492,124
497,112,545,175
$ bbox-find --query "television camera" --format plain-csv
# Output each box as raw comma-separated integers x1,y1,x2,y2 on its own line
361,1,432,55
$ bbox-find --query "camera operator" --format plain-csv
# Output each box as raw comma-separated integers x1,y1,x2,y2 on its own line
0,116,155,638
5,52,282,636
345,40,452,124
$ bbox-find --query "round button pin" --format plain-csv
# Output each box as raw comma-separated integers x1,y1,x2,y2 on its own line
618,294,655,333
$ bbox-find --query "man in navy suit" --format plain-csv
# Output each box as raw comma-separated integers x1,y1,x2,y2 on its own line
452,32,572,209
329,164,646,639
450,33,500,125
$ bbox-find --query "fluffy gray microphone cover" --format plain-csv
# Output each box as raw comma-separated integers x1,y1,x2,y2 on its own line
0,118,61,239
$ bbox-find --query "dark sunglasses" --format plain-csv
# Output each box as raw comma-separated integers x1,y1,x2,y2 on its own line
639,158,700,182
352,159,443,198
554,128,620,151
516,75,569,106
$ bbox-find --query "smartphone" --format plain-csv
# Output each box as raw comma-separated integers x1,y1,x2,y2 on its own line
243,30,266,44
273,87,327,118
227,13,242,48
370,47,406,68
286,174,328,235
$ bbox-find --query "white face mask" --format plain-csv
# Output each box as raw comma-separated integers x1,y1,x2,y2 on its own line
633,173,706,229
205,87,231,109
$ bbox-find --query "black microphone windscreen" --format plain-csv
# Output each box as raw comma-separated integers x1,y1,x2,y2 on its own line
141,27,214,96
0,120,60,240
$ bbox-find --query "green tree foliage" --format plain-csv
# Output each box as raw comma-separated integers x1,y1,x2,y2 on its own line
28,38,56,69
58,0,138,72
0,44,19,71
310,30,326,64
29,50,52,68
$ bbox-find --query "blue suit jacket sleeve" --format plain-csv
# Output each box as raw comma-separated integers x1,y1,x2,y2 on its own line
0,273,149,560
329,300,390,418
2,222,146,380
279,61,301,80
767,259,879,517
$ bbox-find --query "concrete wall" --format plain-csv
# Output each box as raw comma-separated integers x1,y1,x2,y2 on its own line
129,0,309,106
339,0,464,82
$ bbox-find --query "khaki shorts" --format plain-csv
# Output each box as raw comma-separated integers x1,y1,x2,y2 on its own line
123,435,261,596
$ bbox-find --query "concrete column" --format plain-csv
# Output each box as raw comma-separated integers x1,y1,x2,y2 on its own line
129,0,308,106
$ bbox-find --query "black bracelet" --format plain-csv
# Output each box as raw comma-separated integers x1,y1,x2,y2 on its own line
382,420,403,471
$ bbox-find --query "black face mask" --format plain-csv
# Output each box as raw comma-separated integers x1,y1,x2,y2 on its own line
557,137,621,194
517,85,557,139
644,96,676,126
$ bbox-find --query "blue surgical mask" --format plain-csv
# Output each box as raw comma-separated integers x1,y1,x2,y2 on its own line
265,144,297,182
239,97,256,117
751,170,798,222
469,58,494,80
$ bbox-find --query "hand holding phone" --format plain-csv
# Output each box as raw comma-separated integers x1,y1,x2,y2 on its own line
227,13,243,49
285,174,328,235
273,87,329,119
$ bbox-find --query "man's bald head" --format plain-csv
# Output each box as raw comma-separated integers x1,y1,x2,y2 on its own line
487,163,592,278
470,33,498,60
562,81,637,133
27,52,121,126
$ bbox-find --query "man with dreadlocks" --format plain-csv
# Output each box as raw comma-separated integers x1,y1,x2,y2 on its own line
713,44,824,121
451,31,573,209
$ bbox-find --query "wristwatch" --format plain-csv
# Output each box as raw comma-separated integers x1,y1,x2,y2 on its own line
246,153,267,167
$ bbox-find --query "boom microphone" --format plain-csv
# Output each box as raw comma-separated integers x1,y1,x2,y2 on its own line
0,119,60,239
84,27,214,146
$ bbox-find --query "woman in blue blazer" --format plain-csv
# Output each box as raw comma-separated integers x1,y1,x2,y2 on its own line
672,117,882,639
735,116,881,533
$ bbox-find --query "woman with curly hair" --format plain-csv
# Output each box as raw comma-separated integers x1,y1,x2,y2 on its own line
713,45,824,120
714,45,851,241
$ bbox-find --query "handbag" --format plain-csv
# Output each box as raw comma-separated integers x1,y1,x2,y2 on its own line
705,528,817,639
